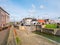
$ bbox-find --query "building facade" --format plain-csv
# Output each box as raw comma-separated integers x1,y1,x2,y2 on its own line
21,18,38,26
0,7,10,27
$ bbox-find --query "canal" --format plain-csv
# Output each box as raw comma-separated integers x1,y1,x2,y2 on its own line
33,31,60,43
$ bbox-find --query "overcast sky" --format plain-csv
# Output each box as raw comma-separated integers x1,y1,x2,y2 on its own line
0,0,60,21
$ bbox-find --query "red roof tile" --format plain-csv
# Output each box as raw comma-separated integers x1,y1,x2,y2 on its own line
38,20,45,23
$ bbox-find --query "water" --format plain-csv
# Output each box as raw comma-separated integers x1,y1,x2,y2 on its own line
34,31,60,43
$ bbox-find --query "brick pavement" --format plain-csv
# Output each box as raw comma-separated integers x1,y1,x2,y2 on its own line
16,27,57,45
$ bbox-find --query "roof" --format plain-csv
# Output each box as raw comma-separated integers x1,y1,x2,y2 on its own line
37,19,45,23
0,7,9,15
23,17,37,20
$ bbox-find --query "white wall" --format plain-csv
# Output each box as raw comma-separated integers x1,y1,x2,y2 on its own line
25,19,32,25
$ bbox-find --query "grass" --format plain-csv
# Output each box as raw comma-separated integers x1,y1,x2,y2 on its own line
16,36,21,44
45,24,57,29
33,31,60,43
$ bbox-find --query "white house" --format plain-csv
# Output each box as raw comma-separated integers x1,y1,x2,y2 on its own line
21,18,38,26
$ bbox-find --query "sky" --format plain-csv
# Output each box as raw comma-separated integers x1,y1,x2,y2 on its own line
0,0,60,21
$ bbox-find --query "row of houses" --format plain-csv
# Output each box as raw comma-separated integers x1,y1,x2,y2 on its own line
21,17,56,25
0,7,10,27
20,17,60,35
20,17,60,29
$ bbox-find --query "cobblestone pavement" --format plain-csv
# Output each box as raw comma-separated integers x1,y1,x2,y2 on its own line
16,27,58,45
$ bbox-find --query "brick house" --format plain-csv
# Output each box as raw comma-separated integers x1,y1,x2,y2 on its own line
0,7,10,27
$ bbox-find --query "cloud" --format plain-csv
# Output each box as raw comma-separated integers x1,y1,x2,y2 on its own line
0,0,9,2
28,4,36,16
0,0,8,1
28,9,36,13
40,5,45,9
32,4,36,9
0,1,29,21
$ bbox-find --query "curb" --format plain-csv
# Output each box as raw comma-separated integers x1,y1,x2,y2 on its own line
13,28,21,45
7,27,17,45
35,34,60,45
